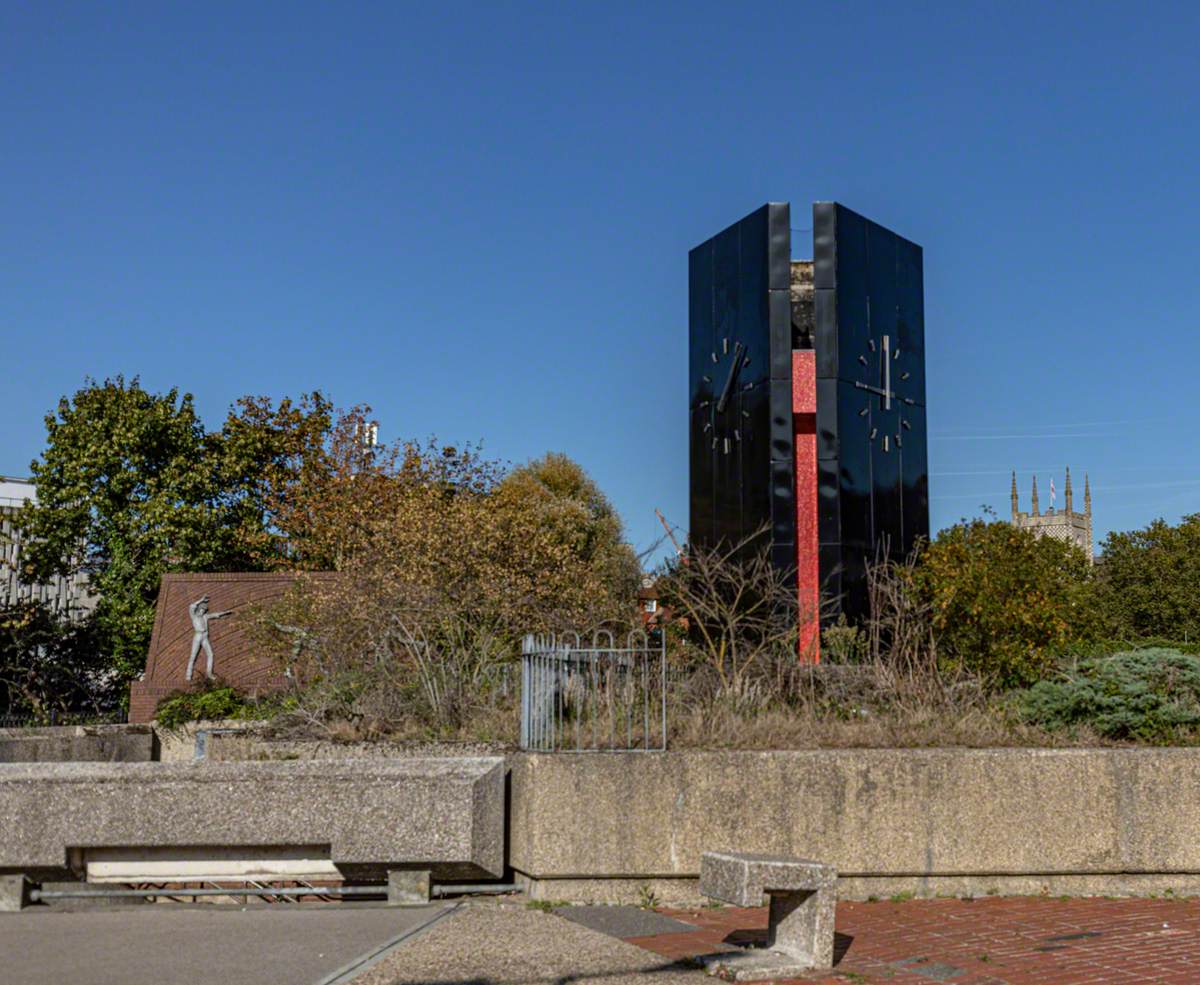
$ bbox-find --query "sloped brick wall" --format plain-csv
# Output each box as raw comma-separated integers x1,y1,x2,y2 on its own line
128,572,333,722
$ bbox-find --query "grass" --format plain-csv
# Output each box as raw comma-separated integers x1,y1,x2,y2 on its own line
525,899,567,912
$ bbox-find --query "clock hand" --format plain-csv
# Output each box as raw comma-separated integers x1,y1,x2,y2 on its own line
715,341,746,413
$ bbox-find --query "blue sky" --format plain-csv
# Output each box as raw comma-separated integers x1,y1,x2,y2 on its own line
3,2,1197,560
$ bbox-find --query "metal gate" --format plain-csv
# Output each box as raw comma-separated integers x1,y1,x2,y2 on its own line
519,631,666,752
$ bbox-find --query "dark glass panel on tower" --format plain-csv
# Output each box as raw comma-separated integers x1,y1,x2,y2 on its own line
689,205,794,560
812,202,929,621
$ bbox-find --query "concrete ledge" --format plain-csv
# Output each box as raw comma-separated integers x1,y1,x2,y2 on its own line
0,725,157,763
510,749,1200,901
0,757,504,881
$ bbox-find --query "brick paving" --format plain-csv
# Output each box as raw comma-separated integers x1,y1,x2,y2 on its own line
623,897,1200,984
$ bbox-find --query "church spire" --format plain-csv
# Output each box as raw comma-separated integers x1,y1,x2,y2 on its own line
1064,466,1073,514
1011,471,1019,521
1084,473,1091,516
1031,475,1040,516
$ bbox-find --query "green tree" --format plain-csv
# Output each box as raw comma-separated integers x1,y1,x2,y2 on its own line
16,378,227,680
1094,515,1200,641
915,518,1098,687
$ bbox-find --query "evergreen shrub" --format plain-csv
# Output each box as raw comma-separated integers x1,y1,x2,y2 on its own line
1018,648,1200,741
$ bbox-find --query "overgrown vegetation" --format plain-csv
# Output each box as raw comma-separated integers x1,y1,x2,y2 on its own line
16,377,1200,745
153,681,293,730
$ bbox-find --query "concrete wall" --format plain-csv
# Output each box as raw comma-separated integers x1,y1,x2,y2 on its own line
0,725,157,764
509,749,1200,902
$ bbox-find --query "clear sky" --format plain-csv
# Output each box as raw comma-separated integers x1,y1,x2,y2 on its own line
3,2,1197,561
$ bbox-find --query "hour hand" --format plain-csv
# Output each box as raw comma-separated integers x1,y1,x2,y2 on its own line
716,342,746,413
854,381,889,398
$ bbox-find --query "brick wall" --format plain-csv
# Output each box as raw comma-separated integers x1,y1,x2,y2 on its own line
128,572,334,722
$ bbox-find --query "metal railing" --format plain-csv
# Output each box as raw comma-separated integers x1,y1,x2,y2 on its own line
520,631,666,752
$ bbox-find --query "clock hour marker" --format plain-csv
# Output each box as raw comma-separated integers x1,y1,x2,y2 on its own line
703,422,711,432
702,375,711,384
743,356,750,367
869,428,877,440
883,435,890,451
901,372,910,380
734,429,741,442
742,382,753,391
895,435,903,448
711,438,718,449
723,437,730,454
894,348,900,360
699,400,710,408
859,407,869,417
742,410,751,419
868,338,875,351
903,397,914,405
723,337,729,354
902,420,911,430
858,355,868,366
712,352,718,363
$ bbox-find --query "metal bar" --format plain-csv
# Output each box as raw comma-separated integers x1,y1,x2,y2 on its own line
32,882,522,902
32,886,387,900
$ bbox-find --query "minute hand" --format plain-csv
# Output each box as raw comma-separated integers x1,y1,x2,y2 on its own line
715,342,746,413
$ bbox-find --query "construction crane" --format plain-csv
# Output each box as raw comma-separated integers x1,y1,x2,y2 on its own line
654,509,687,564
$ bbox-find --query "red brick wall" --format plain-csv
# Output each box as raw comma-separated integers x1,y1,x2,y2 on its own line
128,572,334,722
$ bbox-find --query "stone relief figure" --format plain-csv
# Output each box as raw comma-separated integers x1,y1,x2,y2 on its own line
185,596,232,681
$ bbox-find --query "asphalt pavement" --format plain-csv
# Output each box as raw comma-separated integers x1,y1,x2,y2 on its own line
0,902,449,985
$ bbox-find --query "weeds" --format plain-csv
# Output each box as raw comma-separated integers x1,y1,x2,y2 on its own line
636,883,661,910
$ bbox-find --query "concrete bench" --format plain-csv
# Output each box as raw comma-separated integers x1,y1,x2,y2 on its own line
699,850,837,980
0,757,504,907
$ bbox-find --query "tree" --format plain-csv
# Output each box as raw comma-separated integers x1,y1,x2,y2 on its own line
1095,514,1200,641
0,602,116,720
915,519,1098,687
214,391,334,569
16,378,336,683
492,453,642,627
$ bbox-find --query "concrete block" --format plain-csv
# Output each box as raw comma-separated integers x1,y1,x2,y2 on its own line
0,874,30,911
0,758,505,882
388,869,431,905
700,851,836,979
0,725,157,763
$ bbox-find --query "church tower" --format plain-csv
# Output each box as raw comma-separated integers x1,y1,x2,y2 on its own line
1010,468,1094,561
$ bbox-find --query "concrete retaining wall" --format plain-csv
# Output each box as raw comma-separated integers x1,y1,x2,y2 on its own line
0,757,505,882
0,725,157,764
509,749,1200,902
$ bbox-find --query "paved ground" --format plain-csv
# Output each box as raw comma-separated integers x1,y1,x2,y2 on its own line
0,902,447,985
629,897,1200,984
352,900,707,985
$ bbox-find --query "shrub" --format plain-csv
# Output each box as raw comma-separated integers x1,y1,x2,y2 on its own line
154,683,285,729
1018,648,1200,741
914,519,1098,687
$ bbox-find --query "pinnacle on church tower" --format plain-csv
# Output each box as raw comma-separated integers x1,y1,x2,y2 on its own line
1084,473,1091,516
1031,475,1040,516
1064,467,1073,514
1011,470,1019,521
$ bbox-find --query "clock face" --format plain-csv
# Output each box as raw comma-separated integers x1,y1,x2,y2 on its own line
854,333,916,452
700,336,754,457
